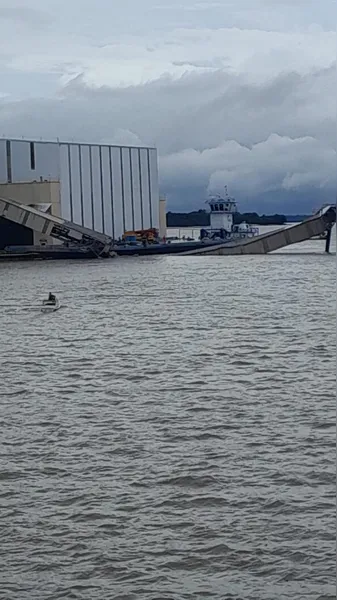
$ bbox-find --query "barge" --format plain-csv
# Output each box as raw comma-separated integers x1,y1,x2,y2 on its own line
1,188,259,259
0,190,334,260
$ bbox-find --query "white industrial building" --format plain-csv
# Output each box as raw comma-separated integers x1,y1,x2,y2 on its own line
0,137,160,243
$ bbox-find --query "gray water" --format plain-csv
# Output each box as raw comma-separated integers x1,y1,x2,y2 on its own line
0,242,335,600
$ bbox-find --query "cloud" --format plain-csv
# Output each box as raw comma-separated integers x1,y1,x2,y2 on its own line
172,57,228,69
210,135,336,194
100,129,144,147
160,133,336,211
0,6,51,27
1,63,335,212
0,0,335,212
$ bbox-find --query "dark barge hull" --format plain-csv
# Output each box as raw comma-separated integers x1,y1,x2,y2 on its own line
114,241,218,256
0,247,100,261
1,241,221,261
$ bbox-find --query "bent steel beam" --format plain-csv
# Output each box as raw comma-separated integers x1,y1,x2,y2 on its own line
0,196,113,255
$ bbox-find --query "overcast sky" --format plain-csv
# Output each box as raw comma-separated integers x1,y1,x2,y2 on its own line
0,0,335,212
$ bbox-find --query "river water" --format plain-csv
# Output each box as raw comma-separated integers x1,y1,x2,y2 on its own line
0,237,335,600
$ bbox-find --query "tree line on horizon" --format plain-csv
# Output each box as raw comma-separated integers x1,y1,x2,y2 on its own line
166,209,288,227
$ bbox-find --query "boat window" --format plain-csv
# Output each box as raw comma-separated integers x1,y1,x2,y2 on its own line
219,204,224,211
215,204,219,211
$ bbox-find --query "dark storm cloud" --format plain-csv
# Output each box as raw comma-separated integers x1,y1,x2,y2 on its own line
1,62,335,211
0,0,335,211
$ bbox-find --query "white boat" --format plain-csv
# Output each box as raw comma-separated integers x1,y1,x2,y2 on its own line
41,297,61,313
200,186,259,241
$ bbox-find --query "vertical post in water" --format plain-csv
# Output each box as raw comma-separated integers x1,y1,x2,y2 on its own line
325,227,332,253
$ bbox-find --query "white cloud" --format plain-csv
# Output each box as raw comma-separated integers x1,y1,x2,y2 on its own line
160,133,336,197
1,24,334,88
210,135,336,193
0,0,335,211
100,129,143,147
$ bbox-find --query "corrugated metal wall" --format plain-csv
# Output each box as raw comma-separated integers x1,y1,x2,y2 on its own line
59,143,159,239
0,139,60,183
0,139,159,240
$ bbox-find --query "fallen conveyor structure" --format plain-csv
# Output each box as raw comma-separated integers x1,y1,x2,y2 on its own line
180,205,336,256
0,196,114,256
0,195,335,259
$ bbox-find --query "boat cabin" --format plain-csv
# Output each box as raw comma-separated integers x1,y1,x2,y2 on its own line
206,186,237,233
201,186,259,241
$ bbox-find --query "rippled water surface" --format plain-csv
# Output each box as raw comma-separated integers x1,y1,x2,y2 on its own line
0,241,335,600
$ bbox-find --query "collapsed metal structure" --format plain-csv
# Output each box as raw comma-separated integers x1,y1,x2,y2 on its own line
0,196,114,257
0,195,335,258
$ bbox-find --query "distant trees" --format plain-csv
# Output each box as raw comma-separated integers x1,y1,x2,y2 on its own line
166,210,286,227
166,210,209,227
233,212,286,225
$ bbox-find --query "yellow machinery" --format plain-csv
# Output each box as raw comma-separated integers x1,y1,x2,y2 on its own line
122,228,159,244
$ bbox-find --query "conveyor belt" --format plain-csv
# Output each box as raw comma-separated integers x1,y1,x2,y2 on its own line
0,196,113,256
